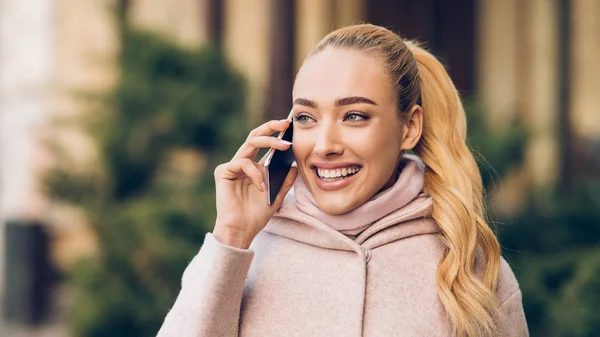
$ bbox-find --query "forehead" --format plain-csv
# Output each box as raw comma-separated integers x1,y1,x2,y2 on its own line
293,47,394,105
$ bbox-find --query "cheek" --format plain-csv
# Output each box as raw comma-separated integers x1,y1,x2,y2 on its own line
346,126,399,161
351,128,403,189
291,138,315,184
292,133,313,162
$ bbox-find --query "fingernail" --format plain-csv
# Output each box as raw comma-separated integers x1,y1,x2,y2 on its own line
280,119,290,123
261,182,266,191
279,140,292,145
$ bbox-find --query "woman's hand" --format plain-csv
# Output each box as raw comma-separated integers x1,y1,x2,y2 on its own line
212,119,298,249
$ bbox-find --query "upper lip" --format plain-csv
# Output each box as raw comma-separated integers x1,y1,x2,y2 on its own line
311,162,362,170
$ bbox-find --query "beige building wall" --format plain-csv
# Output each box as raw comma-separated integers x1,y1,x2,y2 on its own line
477,0,527,215
0,0,119,304
333,0,365,28
521,0,560,187
46,0,120,271
295,0,365,71
130,0,281,124
477,0,520,128
570,0,600,138
223,0,271,123
129,0,209,48
48,0,230,270
477,0,562,213
0,0,55,301
0,2,115,323
295,0,335,70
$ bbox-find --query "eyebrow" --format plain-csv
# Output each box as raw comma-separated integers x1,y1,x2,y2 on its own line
293,96,378,108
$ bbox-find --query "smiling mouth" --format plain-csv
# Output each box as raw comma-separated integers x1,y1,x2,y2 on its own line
313,166,362,182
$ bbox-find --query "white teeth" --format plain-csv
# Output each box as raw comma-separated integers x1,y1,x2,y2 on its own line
317,166,361,179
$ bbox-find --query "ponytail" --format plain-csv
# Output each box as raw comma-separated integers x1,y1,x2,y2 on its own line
407,41,501,337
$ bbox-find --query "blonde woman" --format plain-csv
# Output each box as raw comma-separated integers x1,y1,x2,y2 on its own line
157,24,528,337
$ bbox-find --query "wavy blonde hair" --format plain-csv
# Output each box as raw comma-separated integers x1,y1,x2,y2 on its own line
310,24,501,336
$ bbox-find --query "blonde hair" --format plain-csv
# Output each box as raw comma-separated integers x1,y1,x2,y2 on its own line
311,24,501,336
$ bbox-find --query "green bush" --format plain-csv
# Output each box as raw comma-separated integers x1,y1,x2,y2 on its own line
45,29,247,337
465,100,600,336
499,182,600,337
554,250,600,336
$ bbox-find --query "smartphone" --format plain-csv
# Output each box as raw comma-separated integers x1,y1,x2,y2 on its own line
264,111,295,206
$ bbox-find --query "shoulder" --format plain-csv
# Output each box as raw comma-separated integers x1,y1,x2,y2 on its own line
494,258,529,335
496,257,521,304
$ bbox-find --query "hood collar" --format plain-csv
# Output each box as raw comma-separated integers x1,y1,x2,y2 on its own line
293,154,427,235
265,155,438,252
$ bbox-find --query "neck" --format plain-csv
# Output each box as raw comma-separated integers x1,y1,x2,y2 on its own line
377,153,406,193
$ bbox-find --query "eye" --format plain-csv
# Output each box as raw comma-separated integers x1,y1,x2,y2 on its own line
293,113,315,124
343,111,369,122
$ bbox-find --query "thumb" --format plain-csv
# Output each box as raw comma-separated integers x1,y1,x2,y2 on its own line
272,166,298,208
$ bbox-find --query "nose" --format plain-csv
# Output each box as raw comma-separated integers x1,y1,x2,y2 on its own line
313,121,344,158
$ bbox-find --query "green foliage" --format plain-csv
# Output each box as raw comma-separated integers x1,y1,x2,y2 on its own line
465,101,600,336
464,101,528,192
554,250,600,336
45,28,247,337
499,182,600,337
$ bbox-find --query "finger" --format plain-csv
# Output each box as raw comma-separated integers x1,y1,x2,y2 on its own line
221,158,265,192
248,119,291,138
272,166,299,208
237,136,292,161
258,150,270,165
233,119,291,160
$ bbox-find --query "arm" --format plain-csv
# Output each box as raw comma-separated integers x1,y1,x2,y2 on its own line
157,118,296,336
156,233,254,337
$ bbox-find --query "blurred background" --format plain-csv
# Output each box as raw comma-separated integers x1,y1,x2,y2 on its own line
0,0,598,336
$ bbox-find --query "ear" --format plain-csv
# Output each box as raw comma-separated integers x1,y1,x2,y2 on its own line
400,105,423,151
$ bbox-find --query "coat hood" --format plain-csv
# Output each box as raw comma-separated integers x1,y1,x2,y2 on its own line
264,156,439,253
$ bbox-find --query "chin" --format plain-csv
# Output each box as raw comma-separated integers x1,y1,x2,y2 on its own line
315,195,362,215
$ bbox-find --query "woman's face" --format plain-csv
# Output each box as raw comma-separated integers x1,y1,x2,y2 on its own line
292,47,408,215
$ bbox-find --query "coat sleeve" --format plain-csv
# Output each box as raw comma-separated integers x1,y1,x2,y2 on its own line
497,289,529,336
495,257,529,337
156,233,254,337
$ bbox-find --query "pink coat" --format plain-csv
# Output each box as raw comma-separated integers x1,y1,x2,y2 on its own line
157,190,528,336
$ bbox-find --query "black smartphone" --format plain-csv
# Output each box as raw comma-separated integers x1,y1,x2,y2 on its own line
264,112,295,206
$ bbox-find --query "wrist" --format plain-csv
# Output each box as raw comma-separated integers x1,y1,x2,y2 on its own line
212,225,253,249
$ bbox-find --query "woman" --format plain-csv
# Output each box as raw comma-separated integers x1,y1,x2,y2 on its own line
157,24,528,337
